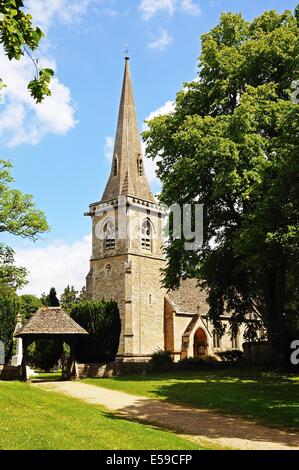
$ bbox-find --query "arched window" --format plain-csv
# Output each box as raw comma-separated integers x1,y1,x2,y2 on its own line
103,220,115,251
137,157,143,176
232,330,239,349
141,219,152,251
113,156,118,176
213,330,221,349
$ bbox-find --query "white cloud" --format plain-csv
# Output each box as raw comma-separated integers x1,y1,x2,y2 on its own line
26,0,99,32
139,0,175,20
139,0,201,19
180,0,201,15
15,235,91,297
148,29,174,51
0,0,100,146
144,100,175,122
0,51,76,146
104,136,114,161
0,1,119,147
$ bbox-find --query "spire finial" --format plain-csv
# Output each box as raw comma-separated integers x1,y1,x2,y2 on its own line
124,44,129,60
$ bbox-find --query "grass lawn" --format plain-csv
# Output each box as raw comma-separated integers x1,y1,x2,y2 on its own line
35,371,63,381
83,369,299,431
0,381,205,450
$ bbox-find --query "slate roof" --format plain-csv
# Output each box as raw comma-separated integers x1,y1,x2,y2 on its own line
15,307,88,337
166,278,209,315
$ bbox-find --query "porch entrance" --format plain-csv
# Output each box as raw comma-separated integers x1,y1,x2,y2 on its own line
193,327,208,357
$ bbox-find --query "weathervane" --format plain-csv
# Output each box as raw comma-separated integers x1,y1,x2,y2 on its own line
124,44,129,59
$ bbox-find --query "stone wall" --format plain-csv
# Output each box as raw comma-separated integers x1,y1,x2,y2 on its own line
164,298,174,353
0,364,21,380
77,361,151,378
129,253,165,357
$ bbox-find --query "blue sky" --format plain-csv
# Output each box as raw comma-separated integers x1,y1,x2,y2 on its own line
0,0,297,295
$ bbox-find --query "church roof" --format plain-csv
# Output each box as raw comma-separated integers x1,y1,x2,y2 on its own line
15,307,88,337
166,278,209,315
101,58,154,203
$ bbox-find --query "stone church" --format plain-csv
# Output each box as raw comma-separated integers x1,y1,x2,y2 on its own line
86,58,247,362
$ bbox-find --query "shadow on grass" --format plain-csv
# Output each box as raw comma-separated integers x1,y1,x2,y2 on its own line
91,369,299,433
31,372,64,383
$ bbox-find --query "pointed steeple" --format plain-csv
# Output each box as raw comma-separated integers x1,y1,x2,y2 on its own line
101,58,154,203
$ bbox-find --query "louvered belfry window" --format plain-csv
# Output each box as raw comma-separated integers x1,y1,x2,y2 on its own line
103,221,115,250
141,219,152,251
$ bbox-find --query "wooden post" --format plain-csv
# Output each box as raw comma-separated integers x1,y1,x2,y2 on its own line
66,336,78,380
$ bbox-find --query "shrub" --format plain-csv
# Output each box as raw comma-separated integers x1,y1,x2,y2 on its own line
70,300,121,363
33,338,63,372
216,350,244,362
177,355,218,370
150,349,173,371
19,294,42,321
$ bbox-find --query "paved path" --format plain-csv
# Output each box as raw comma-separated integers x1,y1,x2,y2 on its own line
34,381,299,450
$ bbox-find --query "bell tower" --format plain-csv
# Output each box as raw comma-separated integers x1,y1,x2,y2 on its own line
86,57,166,360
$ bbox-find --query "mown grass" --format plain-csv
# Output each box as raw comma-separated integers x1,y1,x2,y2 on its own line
83,369,299,431
0,381,205,450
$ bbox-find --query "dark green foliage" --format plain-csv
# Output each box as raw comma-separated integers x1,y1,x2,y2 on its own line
150,349,173,371
0,285,20,362
33,338,63,372
143,6,299,363
41,287,59,307
216,350,244,362
19,294,42,321
33,288,60,369
71,301,121,363
48,287,59,307
177,356,220,371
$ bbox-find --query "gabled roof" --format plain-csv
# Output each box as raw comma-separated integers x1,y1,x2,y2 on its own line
15,307,88,337
166,278,209,315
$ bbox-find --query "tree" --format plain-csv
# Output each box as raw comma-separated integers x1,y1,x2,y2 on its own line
0,242,27,289
19,294,42,321
60,285,79,313
0,160,49,239
0,0,54,102
0,284,20,362
48,287,59,307
78,286,87,302
60,285,87,313
70,301,121,363
0,159,49,293
41,287,59,307
143,7,299,363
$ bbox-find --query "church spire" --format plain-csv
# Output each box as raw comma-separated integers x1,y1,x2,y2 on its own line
101,58,154,203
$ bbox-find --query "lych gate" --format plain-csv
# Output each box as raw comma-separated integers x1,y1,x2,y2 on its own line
15,307,88,381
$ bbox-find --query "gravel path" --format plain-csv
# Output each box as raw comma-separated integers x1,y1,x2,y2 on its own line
34,381,299,451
